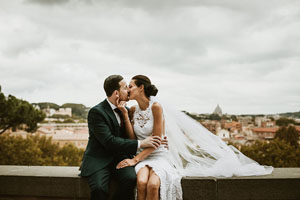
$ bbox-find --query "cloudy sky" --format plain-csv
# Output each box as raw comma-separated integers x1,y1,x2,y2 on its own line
0,0,299,114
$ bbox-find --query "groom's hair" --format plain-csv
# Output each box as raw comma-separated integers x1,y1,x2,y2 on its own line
104,75,124,97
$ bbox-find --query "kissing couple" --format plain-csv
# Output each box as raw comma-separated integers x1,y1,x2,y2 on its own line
80,74,182,200
79,74,273,200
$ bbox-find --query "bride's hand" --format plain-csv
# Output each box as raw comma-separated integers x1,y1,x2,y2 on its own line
116,159,137,169
162,135,169,150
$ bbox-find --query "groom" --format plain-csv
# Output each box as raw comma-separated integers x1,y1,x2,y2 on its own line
79,75,162,200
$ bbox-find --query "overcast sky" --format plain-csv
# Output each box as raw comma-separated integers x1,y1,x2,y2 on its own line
0,0,299,114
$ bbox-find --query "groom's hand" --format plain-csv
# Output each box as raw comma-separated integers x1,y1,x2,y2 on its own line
140,136,161,149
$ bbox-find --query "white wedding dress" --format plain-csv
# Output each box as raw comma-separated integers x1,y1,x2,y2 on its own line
132,96,273,200
132,98,183,200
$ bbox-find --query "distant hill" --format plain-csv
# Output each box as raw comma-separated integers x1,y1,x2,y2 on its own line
33,102,90,119
183,110,300,120
279,111,300,118
33,102,60,110
61,103,89,119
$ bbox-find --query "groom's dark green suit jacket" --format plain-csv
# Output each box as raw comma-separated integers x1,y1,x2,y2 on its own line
80,99,138,177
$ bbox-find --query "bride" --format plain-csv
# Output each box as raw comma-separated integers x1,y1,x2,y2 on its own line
116,75,273,200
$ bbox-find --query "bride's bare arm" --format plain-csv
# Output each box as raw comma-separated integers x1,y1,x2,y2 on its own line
120,105,137,139
116,102,163,169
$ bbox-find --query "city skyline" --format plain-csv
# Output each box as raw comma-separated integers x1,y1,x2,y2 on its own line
0,0,300,114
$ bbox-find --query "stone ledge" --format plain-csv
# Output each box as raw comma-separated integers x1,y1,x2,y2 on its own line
0,166,300,200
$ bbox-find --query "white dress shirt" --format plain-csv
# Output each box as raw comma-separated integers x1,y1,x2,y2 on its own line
106,98,121,125
106,98,140,149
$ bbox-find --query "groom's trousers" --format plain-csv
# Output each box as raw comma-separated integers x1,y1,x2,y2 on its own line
87,161,136,200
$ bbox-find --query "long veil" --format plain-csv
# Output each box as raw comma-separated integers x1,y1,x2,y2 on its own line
151,96,273,177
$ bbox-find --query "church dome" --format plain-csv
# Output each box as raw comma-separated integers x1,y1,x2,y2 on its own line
213,104,222,116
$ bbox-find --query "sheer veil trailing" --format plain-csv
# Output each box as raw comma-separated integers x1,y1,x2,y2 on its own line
150,96,273,177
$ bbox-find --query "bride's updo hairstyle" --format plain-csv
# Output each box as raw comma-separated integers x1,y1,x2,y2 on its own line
132,75,158,97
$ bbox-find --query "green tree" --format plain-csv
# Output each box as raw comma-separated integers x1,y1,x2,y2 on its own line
209,114,221,121
182,111,198,120
0,134,84,166
275,125,299,147
276,118,296,126
0,134,43,165
63,118,75,123
280,111,300,119
58,143,84,166
232,124,300,167
77,119,87,123
0,86,46,134
238,139,300,167
231,115,238,121
51,114,68,119
33,135,64,165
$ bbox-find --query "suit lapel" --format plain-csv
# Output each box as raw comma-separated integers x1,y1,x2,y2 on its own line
102,99,120,128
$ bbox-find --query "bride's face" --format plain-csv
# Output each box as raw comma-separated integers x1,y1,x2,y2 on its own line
128,79,140,100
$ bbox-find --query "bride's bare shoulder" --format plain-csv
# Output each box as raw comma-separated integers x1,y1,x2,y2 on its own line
151,102,162,113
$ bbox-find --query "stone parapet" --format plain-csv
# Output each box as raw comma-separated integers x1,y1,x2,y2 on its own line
0,166,299,200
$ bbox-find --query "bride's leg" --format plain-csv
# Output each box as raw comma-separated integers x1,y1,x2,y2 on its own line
146,169,160,200
137,166,150,200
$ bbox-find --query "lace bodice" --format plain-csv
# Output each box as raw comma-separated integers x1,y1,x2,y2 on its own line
133,99,155,141
132,97,166,154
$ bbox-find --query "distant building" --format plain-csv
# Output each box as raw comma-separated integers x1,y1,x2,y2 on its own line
251,127,279,140
216,129,230,140
36,123,88,148
55,108,72,116
241,126,254,137
239,116,253,126
255,117,275,127
43,106,72,117
261,121,276,128
51,132,88,149
213,104,222,116
201,120,221,134
272,114,281,120
254,117,267,127
222,121,242,132
33,105,40,110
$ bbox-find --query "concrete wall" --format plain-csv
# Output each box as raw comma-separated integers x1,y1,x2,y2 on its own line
0,166,299,200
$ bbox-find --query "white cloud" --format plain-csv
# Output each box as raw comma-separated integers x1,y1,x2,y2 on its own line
0,0,299,114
